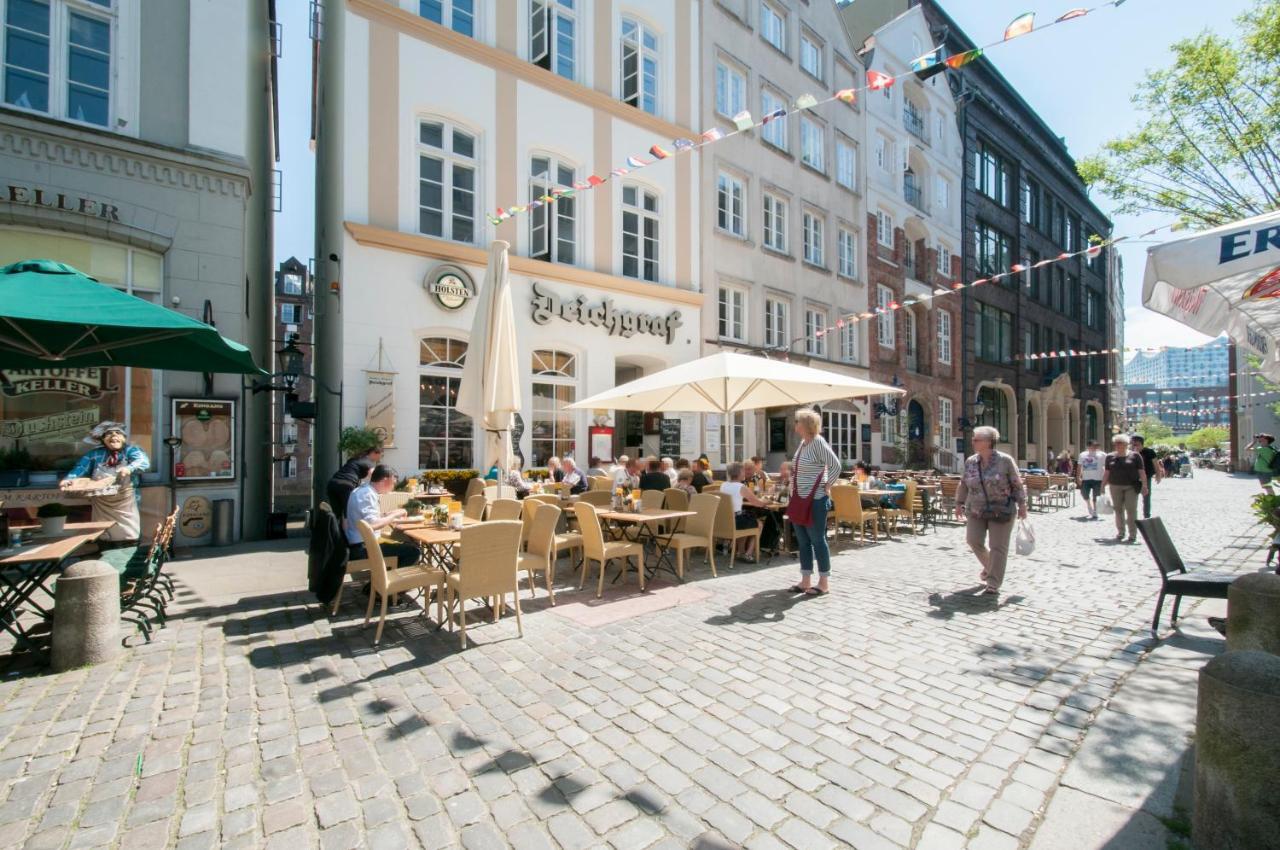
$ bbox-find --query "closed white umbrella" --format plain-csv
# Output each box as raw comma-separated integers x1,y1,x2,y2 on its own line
1142,210,1280,379
456,241,522,483
568,351,903,413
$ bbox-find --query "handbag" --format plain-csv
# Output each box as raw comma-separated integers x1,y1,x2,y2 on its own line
977,456,1014,523
785,474,825,527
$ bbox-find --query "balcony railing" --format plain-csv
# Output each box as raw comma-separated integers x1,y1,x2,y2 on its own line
904,180,926,213
903,107,926,142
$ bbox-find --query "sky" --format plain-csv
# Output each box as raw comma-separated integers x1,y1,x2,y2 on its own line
271,0,1257,354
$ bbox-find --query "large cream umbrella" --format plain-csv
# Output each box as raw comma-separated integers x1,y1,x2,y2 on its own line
568,351,904,413
456,241,521,492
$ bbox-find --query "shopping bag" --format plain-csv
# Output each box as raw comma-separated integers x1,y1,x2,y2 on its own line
1015,520,1036,557
1097,494,1114,515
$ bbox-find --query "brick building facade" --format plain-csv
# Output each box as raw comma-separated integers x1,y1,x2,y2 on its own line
273,257,312,512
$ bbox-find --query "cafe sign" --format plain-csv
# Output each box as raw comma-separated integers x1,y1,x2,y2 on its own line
424,265,474,310
5,184,121,222
1,368,113,399
530,281,683,345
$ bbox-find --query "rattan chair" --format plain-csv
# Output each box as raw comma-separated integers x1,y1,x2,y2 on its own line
578,490,612,507
464,494,488,521
640,490,666,511
589,475,613,492
357,520,445,644
831,485,877,547
463,477,486,503
524,493,560,507
320,501,399,616
378,491,413,513
712,492,761,568
575,503,644,598
488,498,523,521
667,493,718,579
519,503,563,604
444,521,523,649
663,487,690,533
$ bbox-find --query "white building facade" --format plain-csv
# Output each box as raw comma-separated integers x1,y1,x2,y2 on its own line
326,0,703,476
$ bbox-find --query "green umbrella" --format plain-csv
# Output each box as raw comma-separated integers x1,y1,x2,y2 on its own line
0,259,266,374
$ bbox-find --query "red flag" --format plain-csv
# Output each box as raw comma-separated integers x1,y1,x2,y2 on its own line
867,70,895,91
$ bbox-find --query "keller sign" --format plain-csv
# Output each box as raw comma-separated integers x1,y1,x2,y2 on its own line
4,184,120,222
1,368,112,399
530,281,683,345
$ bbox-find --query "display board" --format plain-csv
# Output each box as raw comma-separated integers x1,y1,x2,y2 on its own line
172,399,235,480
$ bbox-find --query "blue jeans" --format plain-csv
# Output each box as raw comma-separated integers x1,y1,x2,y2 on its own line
794,495,832,576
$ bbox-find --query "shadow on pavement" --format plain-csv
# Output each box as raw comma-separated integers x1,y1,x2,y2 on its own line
703,588,808,625
926,586,1026,621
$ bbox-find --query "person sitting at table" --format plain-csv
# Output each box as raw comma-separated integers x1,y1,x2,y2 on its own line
612,456,641,491
721,462,766,563
744,459,768,492
776,461,794,494
61,420,151,544
560,457,587,494
504,457,532,498
852,461,883,508
326,445,383,515
675,469,698,498
586,457,609,478
661,457,678,486
638,457,670,492
691,458,714,493
346,464,421,568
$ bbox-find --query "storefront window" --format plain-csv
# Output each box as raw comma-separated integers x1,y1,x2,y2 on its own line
720,411,745,463
0,228,160,473
418,337,472,470
531,349,576,467
822,410,857,463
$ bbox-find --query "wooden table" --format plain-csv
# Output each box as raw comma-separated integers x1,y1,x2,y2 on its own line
0,521,113,650
396,518,480,571
597,509,696,581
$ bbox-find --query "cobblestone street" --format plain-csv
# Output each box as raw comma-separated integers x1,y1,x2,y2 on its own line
0,470,1262,850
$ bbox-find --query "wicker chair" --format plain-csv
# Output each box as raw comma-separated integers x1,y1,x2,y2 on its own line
663,487,690,533
319,501,398,616
488,498,523,521
464,494,488,521
444,521,523,648
578,490,612,507
712,492,761,568
831,485,877,547
640,490,666,511
519,503,563,604
589,475,613,492
357,520,445,644
575,503,644,598
463,477,486,503
667,493,718,579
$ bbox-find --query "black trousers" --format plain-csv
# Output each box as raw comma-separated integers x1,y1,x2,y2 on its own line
349,540,420,568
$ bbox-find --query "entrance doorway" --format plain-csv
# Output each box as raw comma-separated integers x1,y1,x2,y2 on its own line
907,399,927,468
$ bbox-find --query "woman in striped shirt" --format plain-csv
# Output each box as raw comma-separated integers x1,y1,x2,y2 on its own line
788,409,843,597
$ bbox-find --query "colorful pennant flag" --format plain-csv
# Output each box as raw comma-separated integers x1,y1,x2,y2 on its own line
910,47,946,81
1056,8,1088,22
673,138,696,152
836,88,857,104
867,70,895,91
1004,12,1035,40
625,155,650,169
945,48,982,69
760,108,787,125
700,127,724,143
795,93,819,110
732,110,754,131
649,144,671,160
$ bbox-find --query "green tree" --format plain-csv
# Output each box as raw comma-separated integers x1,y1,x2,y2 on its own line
1078,0,1280,227
1185,426,1230,451
1134,415,1175,444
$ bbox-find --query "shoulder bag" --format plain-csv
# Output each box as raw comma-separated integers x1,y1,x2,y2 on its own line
977,456,1014,523
785,444,826,527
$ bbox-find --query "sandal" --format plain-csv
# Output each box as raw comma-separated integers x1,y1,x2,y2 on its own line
803,587,827,597
788,584,808,593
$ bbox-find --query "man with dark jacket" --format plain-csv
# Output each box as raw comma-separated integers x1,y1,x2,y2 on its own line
1129,435,1163,519
325,447,382,515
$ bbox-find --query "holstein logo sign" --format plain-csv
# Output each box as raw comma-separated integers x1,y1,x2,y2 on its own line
530,281,683,345
1,368,112,399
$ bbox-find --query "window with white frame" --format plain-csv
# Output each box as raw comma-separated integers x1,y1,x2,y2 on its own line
881,411,899,445
531,349,578,466
905,311,917,362
877,285,895,347
839,320,858,364
760,1,785,52
280,456,296,479
836,137,856,190
530,0,576,80
3,0,114,127
621,184,659,282
420,337,474,469
418,120,478,244
716,171,745,236
720,411,746,464
874,136,886,170
800,32,822,80
936,309,952,364
838,228,857,278
802,209,824,266
805,308,827,357
876,210,893,247
800,117,825,172
935,113,944,145
760,86,787,149
620,17,658,114
823,410,857,462
718,286,745,341
529,155,576,263
715,57,746,117
936,176,950,210
281,272,304,295
280,303,302,325
938,397,953,452
762,192,787,252
935,243,951,276
764,297,789,349
420,0,475,36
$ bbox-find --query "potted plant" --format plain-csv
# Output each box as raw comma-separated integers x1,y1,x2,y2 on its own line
338,426,383,460
404,499,424,518
431,504,450,527
36,502,69,535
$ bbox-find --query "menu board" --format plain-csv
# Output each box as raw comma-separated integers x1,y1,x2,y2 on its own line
659,418,681,458
172,399,235,480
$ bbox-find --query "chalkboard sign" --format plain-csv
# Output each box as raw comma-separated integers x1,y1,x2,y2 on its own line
660,418,681,457
769,417,787,453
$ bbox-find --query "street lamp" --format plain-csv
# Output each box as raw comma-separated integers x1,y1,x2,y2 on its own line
276,333,305,392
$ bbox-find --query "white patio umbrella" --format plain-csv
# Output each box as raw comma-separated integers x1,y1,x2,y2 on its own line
568,351,904,414
1142,209,1280,379
456,241,521,489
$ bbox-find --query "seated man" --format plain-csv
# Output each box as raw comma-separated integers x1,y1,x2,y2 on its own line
638,457,671,492
560,457,587,494
504,458,532,498
346,464,421,568
612,456,641,491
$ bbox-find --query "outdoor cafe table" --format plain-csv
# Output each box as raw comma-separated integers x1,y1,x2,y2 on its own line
0,521,113,651
393,517,480,571
596,508,695,581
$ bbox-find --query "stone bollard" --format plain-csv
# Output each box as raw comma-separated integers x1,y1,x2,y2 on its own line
1226,572,1280,655
1194,650,1280,850
50,560,121,673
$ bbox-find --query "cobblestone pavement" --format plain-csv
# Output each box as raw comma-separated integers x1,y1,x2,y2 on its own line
0,470,1264,850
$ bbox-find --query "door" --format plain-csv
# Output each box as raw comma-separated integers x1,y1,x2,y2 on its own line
907,399,927,468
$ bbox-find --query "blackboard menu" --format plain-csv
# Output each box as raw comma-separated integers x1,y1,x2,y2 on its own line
769,417,787,453
660,418,681,457
624,411,644,447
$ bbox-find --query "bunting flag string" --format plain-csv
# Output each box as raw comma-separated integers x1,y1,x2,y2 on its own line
1124,390,1280,411
1097,371,1260,385
484,0,1132,227
1016,343,1229,362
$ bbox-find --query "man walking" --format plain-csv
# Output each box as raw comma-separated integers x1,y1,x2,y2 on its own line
1076,440,1105,519
1129,435,1163,519
1248,434,1278,493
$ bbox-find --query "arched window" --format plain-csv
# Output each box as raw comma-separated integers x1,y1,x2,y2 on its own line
419,337,472,469
531,349,577,466
418,119,478,244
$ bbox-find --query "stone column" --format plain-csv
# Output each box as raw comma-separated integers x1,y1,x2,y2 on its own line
50,561,120,672
1194,650,1280,850
1226,572,1280,655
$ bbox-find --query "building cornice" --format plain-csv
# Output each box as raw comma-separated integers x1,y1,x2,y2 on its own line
347,0,698,142
344,221,705,307
0,109,251,198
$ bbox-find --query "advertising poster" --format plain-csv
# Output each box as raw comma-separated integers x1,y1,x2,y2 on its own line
172,399,235,480
364,370,397,448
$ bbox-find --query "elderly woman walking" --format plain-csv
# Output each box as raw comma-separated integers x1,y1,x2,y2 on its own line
1102,433,1148,543
954,426,1027,596
787,409,842,597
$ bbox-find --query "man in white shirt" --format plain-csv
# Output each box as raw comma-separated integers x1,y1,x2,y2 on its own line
560,457,587,494
346,464,420,566
661,457,678,486
612,457,641,491
1076,440,1106,519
